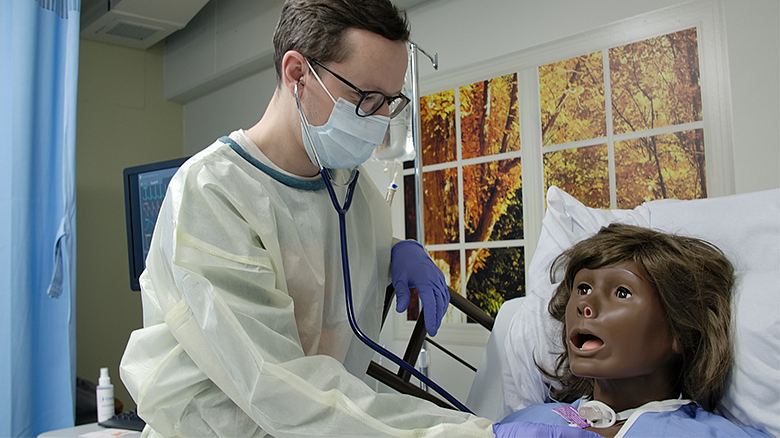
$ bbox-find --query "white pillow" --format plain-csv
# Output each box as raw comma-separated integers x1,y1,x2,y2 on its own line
720,269,780,436
501,186,780,437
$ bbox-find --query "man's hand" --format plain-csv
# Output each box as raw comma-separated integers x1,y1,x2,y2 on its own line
391,240,449,336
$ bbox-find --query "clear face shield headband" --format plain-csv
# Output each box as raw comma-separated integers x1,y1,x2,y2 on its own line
293,63,472,414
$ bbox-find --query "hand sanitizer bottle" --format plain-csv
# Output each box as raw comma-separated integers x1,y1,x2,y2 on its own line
96,367,115,423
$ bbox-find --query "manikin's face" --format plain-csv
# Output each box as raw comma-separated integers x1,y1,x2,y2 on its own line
565,261,679,382
302,28,408,126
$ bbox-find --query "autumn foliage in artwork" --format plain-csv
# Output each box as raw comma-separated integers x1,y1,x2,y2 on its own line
406,28,707,320
542,28,706,209
412,74,525,319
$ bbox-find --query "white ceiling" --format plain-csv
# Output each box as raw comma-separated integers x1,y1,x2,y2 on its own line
80,0,434,48
80,0,434,26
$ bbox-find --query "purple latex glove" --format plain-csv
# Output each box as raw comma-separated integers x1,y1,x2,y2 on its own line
493,422,602,438
391,240,449,336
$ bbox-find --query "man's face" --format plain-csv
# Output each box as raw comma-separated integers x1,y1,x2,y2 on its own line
565,261,678,382
304,27,408,125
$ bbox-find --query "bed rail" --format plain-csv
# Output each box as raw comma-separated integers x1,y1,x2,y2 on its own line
366,285,495,409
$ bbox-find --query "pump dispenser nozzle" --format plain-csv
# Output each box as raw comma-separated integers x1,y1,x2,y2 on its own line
99,367,111,386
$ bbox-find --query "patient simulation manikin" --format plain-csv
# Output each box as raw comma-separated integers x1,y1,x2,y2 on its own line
495,224,769,438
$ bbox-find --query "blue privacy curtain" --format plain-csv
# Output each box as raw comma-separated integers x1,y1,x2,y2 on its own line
0,0,79,436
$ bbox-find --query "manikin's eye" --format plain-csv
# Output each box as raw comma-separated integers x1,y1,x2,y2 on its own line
616,287,633,299
577,284,592,295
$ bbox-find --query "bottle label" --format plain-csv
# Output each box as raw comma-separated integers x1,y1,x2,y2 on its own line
96,387,114,423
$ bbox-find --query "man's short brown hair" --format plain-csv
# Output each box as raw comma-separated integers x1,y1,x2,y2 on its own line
273,0,410,84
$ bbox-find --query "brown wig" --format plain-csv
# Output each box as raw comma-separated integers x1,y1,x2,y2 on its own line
541,223,734,412
272,0,410,84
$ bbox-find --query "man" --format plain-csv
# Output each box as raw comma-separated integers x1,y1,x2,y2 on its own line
120,1,494,436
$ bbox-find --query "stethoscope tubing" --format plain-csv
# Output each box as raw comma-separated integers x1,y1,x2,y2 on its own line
320,168,473,414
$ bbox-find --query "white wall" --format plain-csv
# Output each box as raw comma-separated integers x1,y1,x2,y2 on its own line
166,0,780,405
720,0,780,194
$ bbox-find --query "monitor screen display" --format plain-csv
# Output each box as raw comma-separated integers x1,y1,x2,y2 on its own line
123,157,188,291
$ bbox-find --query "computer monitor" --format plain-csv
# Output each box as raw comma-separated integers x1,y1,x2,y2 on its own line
123,157,188,291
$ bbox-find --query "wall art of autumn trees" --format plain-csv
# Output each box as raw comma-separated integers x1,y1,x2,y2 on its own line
542,28,706,208
405,73,525,320
405,28,708,321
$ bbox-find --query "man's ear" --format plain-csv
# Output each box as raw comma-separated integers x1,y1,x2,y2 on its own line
281,50,308,96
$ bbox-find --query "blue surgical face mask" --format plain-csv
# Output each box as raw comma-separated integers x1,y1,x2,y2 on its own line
296,61,390,170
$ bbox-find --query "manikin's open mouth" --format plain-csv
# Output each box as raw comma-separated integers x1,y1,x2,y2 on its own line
571,333,604,351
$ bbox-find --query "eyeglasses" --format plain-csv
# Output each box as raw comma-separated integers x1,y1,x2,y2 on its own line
310,59,410,118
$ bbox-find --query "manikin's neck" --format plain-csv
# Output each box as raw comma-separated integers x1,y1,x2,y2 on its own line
591,376,678,414
584,378,679,438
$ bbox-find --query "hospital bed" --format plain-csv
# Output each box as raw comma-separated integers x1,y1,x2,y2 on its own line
374,186,780,437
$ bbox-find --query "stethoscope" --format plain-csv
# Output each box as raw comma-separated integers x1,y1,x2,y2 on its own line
295,83,473,413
